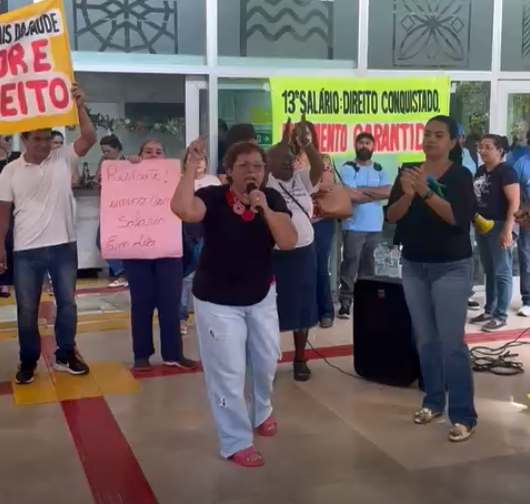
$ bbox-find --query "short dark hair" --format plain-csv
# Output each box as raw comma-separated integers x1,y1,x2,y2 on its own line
100,134,123,152
225,124,257,150
51,130,64,140
223,141,266,182
355,132,375,144
21,129,52,140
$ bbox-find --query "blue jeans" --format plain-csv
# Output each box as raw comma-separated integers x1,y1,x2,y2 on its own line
313,219,336,321
194,286,281,458
96,225,124,277
401,258,477,428
477,222,514,322
123,258,183,362
518,227,530,307
14,242,78,365
180,272,194,321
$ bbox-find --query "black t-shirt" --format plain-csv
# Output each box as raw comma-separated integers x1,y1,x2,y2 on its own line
474,162,519,221
0,151,21,173
192,184,291,306
387,164,476,263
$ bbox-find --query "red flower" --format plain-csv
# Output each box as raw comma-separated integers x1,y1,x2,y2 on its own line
241,209,255,222
226,191,236,206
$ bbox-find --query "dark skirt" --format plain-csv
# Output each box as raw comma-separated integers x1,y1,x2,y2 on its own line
273,243,318,332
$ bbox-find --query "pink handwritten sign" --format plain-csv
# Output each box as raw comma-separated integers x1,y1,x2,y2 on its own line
100,159,182,260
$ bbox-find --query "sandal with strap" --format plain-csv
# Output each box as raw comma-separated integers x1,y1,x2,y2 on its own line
228,446,264,468
293,360,312,382
257,416,278,437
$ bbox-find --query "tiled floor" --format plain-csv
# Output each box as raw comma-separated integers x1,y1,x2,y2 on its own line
0,279,530,504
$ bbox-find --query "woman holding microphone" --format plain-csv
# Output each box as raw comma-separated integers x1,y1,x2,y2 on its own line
171,138,297,468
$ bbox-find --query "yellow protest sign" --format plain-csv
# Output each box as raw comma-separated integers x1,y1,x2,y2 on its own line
270,77,450,163
0,0,77,134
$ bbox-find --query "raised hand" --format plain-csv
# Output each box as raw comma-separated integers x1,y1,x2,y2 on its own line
281,117,292,147
71,83,86,107
188,136,207,160
296,114,312,148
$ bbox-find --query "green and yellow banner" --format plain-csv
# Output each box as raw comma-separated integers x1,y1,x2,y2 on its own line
269,76,450,174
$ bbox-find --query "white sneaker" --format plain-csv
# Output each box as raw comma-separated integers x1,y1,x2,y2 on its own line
518,305,530,317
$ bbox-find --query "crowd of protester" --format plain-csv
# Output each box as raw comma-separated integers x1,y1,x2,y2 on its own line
5,92,530,465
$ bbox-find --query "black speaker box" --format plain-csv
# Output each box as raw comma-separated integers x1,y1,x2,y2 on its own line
353,276,421,387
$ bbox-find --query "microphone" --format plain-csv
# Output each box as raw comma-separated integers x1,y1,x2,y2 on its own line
246,183,264,216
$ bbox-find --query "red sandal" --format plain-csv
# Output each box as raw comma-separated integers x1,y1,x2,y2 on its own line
228,446,264,468
257,416,278,437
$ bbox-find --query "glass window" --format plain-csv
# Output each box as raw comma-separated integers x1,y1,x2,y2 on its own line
505,93,530,146
501,0,530,71
218,81,272,148
65,73,187,174
1,0,32,13
218,0,358,67
63,0,205,56
449,81,491,136
368,0,494,70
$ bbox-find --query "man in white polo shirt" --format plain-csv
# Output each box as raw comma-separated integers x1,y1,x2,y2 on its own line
0,84,97,385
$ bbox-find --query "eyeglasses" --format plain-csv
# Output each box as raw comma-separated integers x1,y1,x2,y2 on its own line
233,162,266,171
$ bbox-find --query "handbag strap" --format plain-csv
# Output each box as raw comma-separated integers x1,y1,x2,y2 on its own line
278,181,311,221
333,165,345,184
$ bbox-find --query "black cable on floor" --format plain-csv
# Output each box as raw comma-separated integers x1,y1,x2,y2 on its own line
306,339,357,378
307,327,530,378
469,328,530,376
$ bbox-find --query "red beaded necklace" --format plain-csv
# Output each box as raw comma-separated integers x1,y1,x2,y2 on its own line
225,189,258,222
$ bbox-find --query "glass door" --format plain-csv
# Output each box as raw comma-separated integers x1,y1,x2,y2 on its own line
497,81,530,280
497,81,530,145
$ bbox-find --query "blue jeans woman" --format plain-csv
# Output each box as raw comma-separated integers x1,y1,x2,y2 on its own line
386,115,478,442
475,222,515,329
402,259,477,431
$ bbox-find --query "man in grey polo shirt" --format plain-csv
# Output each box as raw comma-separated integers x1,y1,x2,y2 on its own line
0,84,97,385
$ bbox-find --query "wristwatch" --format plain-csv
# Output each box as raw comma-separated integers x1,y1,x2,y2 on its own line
422,190,434,202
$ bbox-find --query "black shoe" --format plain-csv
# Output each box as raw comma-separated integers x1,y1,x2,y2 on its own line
467,299,480,311
55,352,90,375
133,358,152,371
481,319,507,333
15,363,36,385
470,312,492,325
164,357,199,370
293,360,312,382
337,304,351,320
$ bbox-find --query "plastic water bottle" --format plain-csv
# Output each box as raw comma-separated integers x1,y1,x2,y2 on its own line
373,245,384,276
380,242,390,276
388,246,401,278
374,243,390,276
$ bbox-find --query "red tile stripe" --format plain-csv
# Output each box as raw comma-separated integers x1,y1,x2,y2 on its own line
1,329,528,390
39,322,159,504
62,398,158,504
0,324,528,504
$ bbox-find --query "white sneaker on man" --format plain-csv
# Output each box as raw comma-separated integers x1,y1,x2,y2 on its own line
518,305,530,317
